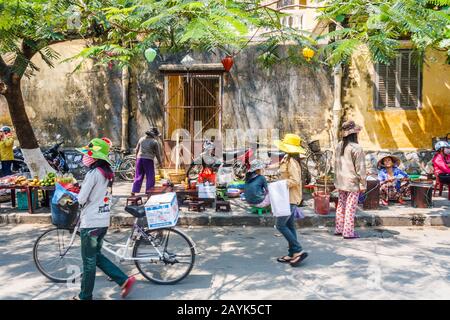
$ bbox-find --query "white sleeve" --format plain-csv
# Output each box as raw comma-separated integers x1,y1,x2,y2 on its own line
77,171,97,206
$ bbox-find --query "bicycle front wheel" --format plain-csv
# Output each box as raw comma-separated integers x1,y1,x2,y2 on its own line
133,228,195,285
33,228,82,283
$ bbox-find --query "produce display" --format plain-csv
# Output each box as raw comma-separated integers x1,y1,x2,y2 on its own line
0,172,73,188
39,172,57,187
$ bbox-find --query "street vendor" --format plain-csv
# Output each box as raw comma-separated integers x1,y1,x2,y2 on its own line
273,133,308,267
244,159,269,208
131,127,163,196
0,126,14,177
74,138,136,300
377,155,410,206
432,141,450,184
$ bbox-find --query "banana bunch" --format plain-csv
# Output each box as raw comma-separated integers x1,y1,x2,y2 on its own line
14,176,28,186
28,177,41,187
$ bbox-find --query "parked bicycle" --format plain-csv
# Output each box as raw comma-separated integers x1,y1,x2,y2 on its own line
33,207,196,285
302,140,333,184
109,147,136,181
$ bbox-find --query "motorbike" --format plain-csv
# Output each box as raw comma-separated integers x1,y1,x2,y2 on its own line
186,140,258,181
13,138,69,174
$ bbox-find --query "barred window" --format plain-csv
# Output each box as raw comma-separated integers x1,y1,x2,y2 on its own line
374,50,422,109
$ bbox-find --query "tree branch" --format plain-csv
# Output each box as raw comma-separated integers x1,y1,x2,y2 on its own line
0,55,10,76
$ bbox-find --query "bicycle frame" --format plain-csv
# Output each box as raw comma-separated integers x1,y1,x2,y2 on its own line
61,218,168,262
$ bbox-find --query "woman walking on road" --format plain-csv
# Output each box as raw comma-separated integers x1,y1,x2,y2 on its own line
334,121,366,239
74,138,136,300
273,134,309,267
131,128,163,196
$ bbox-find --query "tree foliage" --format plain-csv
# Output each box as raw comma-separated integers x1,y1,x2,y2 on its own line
318,0,450,65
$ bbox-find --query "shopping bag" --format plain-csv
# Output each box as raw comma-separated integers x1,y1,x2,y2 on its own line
268,180,291,217
294,206,305,220
51,183,79,227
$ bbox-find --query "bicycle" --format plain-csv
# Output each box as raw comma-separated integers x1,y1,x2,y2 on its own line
33,206,196,285
109,147,136,181
301,140,333,184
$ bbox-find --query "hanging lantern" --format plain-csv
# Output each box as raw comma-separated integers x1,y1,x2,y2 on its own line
144,48,157,63
221,55,234,72
302,47,315,62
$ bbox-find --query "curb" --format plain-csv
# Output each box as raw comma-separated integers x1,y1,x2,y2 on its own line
1,211,449,227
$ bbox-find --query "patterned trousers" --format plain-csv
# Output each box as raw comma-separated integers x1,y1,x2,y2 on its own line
380,181,410,202
335,191,359,238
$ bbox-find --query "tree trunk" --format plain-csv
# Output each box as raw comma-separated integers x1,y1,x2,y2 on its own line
331,64,343,164
121,65,130,152
4,74,54,178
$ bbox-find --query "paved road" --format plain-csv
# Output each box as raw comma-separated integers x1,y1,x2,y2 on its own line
0,224,449,300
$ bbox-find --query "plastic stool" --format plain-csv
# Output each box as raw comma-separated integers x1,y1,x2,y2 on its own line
187,201,206,212
216,200,231,212
249,206,270,216
126,196,143,206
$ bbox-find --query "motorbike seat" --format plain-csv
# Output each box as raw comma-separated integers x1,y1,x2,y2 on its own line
125,206,146,218
222,148,247,160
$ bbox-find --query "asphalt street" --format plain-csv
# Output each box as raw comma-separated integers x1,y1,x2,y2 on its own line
0,224,449,300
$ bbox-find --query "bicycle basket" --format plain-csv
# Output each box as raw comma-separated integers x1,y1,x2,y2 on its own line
51,196,79,228
308,140,321,153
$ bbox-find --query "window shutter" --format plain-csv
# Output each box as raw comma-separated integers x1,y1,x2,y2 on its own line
375,49,421,109
399,50,420,108
376,61,397,108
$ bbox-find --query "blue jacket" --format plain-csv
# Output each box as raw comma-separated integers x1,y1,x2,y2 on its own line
378,167,409,191
244,172,268,205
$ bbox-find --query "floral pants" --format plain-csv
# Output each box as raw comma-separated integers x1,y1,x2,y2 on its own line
380,181,410,202
335,191,359,238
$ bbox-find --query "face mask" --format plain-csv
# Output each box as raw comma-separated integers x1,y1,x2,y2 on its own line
82,155,96,167
444,149,450,155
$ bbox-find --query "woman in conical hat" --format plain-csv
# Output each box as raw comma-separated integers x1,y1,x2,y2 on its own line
377,154,410,206
273,133,308,267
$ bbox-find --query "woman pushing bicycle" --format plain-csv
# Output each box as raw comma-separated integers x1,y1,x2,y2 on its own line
73,138,136,300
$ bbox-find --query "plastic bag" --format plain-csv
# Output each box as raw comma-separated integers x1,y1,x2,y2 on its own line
51,183,79,227
294,206,305,220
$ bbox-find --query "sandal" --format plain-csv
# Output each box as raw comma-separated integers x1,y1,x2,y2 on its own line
121,276,136,298
290,252,308,267
277,255,293,263
333,232,342,236
343,233,360,239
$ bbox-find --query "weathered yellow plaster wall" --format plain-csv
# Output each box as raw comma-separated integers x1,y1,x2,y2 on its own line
343,46,450,151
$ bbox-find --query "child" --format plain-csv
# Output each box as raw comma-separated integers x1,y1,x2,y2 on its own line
74,138,136,300
244,159,270,208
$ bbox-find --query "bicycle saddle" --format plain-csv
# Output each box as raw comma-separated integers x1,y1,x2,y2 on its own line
125,206,146,218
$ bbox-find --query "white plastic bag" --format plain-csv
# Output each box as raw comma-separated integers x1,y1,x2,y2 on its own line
268,180,291,217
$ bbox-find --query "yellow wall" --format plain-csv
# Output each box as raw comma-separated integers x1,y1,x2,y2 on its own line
343,46,450,151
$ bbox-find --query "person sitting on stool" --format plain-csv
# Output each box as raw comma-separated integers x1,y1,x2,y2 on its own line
432,141,450,184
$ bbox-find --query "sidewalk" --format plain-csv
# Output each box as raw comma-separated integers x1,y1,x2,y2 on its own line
1,182,449,227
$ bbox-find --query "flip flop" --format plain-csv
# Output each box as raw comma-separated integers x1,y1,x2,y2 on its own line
343,233,360,239
290,252,308,267
276,255,293,263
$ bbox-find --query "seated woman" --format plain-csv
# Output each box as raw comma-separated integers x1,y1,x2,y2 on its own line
432,141,450,184
377,155,410,206
244,159,270,208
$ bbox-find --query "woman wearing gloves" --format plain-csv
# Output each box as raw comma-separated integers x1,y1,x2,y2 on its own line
74,138,136,300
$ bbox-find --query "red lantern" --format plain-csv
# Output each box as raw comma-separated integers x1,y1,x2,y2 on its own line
221,55,234,72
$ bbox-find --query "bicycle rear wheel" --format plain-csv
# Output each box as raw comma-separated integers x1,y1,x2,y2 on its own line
133,228,195,285
119,156,136,181
33,228,82,283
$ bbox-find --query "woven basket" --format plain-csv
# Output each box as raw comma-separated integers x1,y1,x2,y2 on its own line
168,172,186,184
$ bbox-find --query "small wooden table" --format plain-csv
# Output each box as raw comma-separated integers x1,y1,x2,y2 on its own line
0,185,55,214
